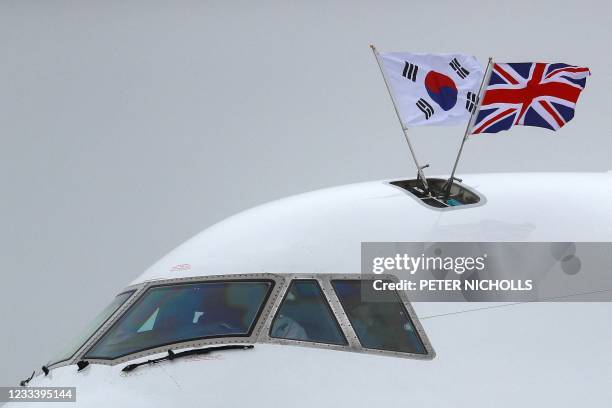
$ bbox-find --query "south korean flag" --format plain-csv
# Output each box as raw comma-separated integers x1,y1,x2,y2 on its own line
380,52,484,126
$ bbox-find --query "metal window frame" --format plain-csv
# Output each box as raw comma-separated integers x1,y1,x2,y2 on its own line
52,272,433,369
45,289,137,370
330,275,435,359
257,273,436,360
73,273,287,366
267,278,349,346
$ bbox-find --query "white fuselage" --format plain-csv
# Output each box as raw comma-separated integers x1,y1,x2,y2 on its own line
9,172,612,408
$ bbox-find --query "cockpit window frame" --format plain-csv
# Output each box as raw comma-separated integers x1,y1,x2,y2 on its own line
331,278,428,355
59,273,433,368
84,278,276,361
71,274,286,366
257,273,435,360
269,279,348,346
46,289,136,370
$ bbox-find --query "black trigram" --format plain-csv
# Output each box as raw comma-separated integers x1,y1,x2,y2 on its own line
449,58,470,79
465,91,478,112
416,98,434,119
402,61,418,81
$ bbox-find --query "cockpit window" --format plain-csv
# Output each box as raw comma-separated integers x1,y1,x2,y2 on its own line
85,281,272,360
332,280,426,355
270,280,347,345
49,291,134,366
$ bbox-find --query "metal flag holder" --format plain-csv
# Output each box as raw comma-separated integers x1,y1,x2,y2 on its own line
444,57,494,200
370,44,431,195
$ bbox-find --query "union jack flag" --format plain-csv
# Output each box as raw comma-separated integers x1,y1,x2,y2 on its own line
471,62,590,134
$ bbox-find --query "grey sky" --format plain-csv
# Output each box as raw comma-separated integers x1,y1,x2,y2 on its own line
1,0,610,385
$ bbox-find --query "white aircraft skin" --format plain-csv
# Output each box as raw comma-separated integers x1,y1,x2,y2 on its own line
9,172,612,407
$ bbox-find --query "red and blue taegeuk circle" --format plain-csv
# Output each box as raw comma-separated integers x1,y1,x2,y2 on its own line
424,71,458,111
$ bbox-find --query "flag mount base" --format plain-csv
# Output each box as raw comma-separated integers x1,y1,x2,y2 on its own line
390,178,480,209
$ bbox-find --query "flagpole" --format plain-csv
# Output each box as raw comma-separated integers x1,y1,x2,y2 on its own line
445,57,494,197
370,44,430,193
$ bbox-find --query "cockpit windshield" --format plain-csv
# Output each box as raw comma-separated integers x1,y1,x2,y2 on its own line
85,281,273,360
332,280,426,355
49,291,134,366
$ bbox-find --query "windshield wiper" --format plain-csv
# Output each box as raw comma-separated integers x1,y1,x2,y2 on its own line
19,364,49,387
19,371,35,387
122,344,254,373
